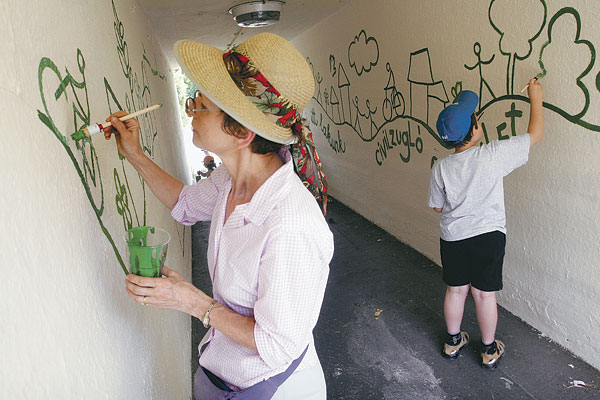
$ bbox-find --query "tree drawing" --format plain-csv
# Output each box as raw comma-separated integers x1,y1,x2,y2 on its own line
538,7,596,119
307,0,600,170
489,0,547,94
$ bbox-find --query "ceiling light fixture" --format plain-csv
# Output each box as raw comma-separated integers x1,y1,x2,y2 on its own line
228,1,285,28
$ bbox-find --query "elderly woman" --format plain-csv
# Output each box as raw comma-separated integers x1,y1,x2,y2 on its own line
104,33,333,399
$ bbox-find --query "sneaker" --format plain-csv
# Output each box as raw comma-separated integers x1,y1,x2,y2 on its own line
442,331,470,359
481,340,505,370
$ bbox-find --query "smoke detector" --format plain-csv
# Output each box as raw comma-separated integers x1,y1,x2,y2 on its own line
228,1,285,28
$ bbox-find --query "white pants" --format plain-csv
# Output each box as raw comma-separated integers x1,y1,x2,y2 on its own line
270,363,327,400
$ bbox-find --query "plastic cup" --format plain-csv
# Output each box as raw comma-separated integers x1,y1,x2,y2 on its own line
124,226,170,277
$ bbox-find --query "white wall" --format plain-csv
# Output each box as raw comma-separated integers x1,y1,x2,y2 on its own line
0,0,192,398
294,0,600,370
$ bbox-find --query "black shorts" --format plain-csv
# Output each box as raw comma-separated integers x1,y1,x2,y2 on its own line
440,230,506,292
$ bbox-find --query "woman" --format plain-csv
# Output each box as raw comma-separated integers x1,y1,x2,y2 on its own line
104,33,333,399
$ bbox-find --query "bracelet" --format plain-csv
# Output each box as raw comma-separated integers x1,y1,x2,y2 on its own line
202,300,216,328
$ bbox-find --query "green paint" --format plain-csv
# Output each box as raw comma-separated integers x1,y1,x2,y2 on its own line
430,156,438,169
125,226,169,277
482,122,490,144
496,122,509,140
306,0,600,170
71,130,86,140
36,0,170,276
505,102,523,136
467,2,600,133
36,51,130,273
450,82,463,103
536,49,547,79
489,0,547,94
538,7,595,119
114,169,133,230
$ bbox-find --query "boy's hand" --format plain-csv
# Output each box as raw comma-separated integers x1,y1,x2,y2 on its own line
527,78,544,146
527,78,543,103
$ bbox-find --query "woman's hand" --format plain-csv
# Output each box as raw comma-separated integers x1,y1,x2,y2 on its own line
125,266,212,319
103,111,144,162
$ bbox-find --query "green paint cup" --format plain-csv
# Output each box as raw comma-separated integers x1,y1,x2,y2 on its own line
124,226,170,277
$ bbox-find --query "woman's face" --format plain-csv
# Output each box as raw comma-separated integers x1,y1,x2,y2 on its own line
187,92,234,152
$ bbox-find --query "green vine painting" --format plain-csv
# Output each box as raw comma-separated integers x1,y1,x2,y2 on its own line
308,0,600,169
36,0,186,275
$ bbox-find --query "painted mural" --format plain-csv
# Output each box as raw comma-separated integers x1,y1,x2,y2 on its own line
308,0,600,169
36,0,184,275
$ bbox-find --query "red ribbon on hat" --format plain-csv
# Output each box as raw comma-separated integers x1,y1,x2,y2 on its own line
223,49,329,214
223,49,301,129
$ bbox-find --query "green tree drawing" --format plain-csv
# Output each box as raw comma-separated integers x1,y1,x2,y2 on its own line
489,0,547,94
539,7,596,119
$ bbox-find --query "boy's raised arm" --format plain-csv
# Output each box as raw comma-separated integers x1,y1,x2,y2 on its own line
527,78,544,147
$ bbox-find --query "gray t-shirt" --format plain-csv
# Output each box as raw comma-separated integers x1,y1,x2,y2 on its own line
428,134,530,241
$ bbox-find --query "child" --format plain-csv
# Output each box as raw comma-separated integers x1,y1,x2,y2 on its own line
428,78,543,369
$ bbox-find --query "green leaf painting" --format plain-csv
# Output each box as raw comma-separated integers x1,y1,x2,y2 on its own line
36,0,168,275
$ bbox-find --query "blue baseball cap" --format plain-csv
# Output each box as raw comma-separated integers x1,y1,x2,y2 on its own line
436,90,478,142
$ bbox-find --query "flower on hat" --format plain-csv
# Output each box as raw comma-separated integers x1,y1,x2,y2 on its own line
224,51,268,97
224,49,300,130
250,91,281,114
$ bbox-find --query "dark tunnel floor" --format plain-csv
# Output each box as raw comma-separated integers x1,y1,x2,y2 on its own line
190,198,600,400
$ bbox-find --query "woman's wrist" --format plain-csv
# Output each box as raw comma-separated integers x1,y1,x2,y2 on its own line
128,150,149,168
202,300,217,328
191,290,216,321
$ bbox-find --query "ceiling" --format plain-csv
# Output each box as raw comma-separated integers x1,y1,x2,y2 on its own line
136,0,350,66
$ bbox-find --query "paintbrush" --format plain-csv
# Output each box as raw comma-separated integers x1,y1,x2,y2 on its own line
520,72,546,93
71,104,163,140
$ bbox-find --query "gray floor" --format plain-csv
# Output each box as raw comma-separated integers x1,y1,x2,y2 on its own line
191,198,600,399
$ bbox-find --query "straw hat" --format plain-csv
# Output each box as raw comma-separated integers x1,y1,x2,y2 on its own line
174,33,315,144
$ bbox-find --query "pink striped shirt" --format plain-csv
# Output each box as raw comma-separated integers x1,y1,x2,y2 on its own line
171,149,333,389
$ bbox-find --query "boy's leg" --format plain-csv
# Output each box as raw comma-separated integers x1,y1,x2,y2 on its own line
440,238,472,358
470,286,497,344
442,284,471,358
471,286,505,369
444,284,469,334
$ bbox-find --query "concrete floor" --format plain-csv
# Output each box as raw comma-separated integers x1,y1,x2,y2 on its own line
191,198,600,399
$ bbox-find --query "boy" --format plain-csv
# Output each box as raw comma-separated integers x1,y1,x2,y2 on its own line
428,78,543,369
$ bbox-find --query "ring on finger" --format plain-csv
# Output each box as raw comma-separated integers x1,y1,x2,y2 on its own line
143,296,148,306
